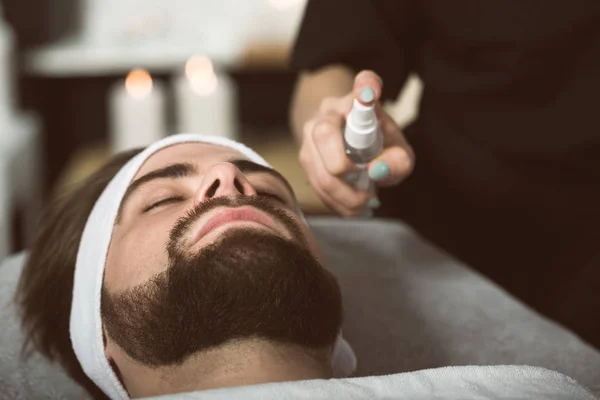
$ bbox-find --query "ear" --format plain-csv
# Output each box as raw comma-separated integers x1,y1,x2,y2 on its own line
103,326,115,363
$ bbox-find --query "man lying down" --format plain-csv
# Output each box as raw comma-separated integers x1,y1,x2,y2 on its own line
15,134,356,399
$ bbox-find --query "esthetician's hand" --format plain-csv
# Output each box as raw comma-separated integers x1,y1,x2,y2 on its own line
299,70,415,217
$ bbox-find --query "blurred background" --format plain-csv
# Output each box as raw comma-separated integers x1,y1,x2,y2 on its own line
0,0,422,258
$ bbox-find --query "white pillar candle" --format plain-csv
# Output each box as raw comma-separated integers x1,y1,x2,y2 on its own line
174,55,237,140
0,7,15,124
109,68,167,153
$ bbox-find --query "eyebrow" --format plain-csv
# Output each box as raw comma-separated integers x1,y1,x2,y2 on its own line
116,158,294,221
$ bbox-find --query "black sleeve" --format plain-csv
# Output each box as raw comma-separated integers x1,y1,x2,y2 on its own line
291,0,417,101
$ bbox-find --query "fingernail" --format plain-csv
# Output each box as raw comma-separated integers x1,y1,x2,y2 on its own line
367,198,381,209
369,161,391,181
360,87,375,103
344,172,359,183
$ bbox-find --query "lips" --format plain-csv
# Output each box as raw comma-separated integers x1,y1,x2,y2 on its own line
192,207,280,245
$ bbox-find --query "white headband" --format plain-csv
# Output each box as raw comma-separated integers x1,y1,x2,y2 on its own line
70,133,355,399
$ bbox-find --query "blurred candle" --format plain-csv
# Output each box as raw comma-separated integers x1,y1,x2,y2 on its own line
109,68,166,153
174,55,237,139
0,8,15,124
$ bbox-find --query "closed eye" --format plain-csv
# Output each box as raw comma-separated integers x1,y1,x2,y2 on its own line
143,192,286,213
143,195,186,213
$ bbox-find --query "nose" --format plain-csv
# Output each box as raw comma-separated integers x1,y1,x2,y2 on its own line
194,162,257,204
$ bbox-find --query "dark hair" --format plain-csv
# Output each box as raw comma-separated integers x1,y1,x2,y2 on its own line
15,148,142,399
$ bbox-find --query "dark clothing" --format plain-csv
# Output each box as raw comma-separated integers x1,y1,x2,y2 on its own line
292,0,600,348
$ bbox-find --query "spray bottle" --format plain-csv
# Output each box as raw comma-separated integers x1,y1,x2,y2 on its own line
343,89,384,193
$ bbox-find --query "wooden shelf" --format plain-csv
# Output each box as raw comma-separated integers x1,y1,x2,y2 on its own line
24,37,292,77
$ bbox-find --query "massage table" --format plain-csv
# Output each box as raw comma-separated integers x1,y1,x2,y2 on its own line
1,218,599,399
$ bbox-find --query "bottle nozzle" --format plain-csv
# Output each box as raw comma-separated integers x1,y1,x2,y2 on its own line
348,99,376,130
344,99,379,149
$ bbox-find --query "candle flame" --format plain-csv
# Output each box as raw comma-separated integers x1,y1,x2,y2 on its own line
185,55,218,96
126,69,153,99
185,55,214,77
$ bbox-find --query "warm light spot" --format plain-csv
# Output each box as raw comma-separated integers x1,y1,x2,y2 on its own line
125,69,153,99
185,55,214,78
185,55,218,96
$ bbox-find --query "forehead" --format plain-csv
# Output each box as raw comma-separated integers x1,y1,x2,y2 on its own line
134,142,253,179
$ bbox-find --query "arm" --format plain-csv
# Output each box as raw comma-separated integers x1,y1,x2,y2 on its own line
288,0,415,216
290,65,355,144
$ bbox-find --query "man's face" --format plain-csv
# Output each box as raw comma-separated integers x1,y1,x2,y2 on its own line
101,143,342,367
104,143,318,291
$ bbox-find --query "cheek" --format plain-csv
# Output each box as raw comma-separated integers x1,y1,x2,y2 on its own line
296,220,325,264
104,220,171,292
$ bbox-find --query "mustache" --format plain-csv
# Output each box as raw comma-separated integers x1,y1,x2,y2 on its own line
167,195,305,255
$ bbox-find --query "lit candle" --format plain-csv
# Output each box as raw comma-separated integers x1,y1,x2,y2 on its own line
108,68,167,153
174,55,237,140
0,7,14,124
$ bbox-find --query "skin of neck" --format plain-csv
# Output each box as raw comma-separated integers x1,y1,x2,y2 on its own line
109,338,334,398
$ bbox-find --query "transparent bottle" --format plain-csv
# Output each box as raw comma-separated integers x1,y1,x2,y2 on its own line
343,99,384,192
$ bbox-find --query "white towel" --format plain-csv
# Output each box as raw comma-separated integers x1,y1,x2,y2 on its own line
143,365,598,400
69,133,356,399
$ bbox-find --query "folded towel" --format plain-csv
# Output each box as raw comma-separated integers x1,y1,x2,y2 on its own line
69,133,356,399
144,365,598,400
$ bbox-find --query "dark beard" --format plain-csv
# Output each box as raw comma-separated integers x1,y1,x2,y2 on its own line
101,196,343,367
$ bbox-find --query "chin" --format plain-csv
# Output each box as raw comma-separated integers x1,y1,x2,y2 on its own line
102,228,343,368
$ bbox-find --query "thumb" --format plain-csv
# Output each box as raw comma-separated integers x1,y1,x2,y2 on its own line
353,70,383,105
367,146,414,187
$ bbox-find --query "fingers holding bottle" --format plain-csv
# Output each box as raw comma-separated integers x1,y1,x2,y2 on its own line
298,69,414,216
367,111,415,187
